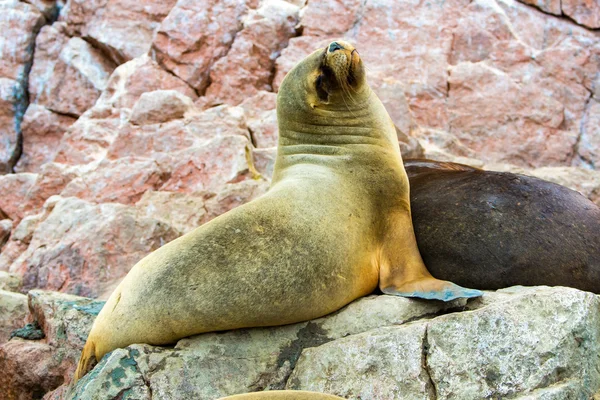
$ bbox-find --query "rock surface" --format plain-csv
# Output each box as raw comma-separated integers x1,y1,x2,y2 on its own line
0,290,105,400
29,287,600,399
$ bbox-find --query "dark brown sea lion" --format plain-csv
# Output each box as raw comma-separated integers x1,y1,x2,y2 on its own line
406,159,600,292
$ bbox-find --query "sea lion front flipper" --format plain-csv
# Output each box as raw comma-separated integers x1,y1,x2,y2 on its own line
378,210,483,302
381,278,483,301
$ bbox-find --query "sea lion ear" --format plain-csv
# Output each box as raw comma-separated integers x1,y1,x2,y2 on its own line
315,74,330,103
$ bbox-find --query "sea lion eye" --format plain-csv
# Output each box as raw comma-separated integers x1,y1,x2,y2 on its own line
315,74,329,102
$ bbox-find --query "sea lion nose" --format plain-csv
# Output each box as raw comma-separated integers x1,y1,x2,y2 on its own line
328,42,344,53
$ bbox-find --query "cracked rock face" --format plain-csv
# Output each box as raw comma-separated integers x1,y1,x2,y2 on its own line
29,287,600,399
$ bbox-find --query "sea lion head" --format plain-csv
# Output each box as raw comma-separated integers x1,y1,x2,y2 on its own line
277,40,369,118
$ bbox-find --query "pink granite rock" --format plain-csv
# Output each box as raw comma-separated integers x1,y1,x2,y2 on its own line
204,179,270,221
28,23,70,105
0,1,45,173
36,37,117,117
240,91,278,148
9,196,179,297
135,190,209,235
60,157,169,205
59,0,177,63
14,104,76,173
161,134,253,193
0,290,105,399
129,90,195,125
0,1,45,81
106,104,249,161
578,99,600,169
517,0,600,29
95,54,197,111
82,0,178,64
0,163,76,224
0,219,11,250
152,0,249,92
204,0,300,106
447,62,578,167
0,290,28,343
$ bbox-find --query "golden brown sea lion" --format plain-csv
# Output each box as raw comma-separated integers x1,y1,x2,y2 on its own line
74,41,481,382
406,159,600,292
217,390,345,400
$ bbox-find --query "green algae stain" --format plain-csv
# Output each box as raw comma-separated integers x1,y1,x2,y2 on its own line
110,367,127,386
72,300,106,316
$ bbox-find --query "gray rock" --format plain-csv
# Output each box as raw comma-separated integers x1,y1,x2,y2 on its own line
0,289,28,343
37,287,600,399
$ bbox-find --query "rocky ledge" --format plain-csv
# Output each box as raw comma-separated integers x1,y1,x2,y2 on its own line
1,286,600,399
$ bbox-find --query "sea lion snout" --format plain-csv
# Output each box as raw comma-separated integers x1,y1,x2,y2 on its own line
328,41,344,53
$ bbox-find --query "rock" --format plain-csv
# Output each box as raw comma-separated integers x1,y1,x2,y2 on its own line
241,91,279,148
578,98,600,169
0,290,27,343
0,271,22,292
518,0,600,29
152,0,249,92
0,290,105,400
28,22,71,105
15,104,77,172
447,61,578,167
252,146,277,179
288,288,600,399
36,37,117,117
0,173,39,222
129,90,195,125
204,0,300,106
22,0,59,21
0,219,11,249
60,157,169,205
0,1,45,173
135,190,209,235
96,54,198,111
74,0,178,64
204,179,270,221
0,163,77,224
0,1,45,81
160,134,254,193
42,287,600,400
8,196,179,297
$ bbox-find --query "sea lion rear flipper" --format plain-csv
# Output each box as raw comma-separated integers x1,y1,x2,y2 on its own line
73,339,97,383
379,210,483,302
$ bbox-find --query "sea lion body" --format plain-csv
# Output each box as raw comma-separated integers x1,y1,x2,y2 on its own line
74,43,479,381
406,159,600,292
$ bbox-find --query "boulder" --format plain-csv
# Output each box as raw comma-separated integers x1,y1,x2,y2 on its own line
129,90,195,125
152,0,249,92
15,104,77,173
8,196,179,298
0,1,45,173
0,290,27,343
35,287,600,400
204,0,300,106
35,37,117,117
0,290,105,400
63,0,178,64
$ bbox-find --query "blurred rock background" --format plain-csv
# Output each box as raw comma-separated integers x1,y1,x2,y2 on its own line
0,0,599,398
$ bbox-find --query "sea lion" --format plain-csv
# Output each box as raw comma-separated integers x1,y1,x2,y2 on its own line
217,391,345,400
406,159,600,292
74,41,481,382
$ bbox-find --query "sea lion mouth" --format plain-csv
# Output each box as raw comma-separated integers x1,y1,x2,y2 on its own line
315,41,362,102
